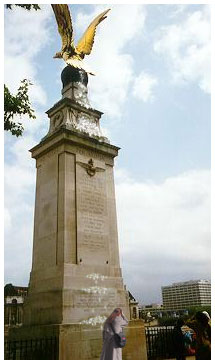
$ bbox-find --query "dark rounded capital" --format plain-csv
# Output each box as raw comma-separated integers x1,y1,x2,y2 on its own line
61,66,88,88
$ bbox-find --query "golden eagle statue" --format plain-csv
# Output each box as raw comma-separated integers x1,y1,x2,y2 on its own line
51,4,110,75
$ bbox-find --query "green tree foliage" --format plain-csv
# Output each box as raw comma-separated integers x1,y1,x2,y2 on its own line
4,80,36,137
4,4,40,136
158,305,211,327
6,4,40,11
186,305,211,318
158,317,177,327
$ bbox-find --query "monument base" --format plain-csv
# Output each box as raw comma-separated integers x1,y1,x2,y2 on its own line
123,320,147,360
8,320,147,360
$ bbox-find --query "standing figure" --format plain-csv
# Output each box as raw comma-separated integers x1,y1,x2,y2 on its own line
100,308,128,360
186,311,211,360
172,318,187,360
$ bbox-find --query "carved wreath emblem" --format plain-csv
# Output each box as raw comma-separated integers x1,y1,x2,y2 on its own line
53,110,64,128
77,158,105,177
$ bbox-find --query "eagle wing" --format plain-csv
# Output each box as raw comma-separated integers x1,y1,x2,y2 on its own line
51,4,75,52
76,161,88,169
95,167,105,173
76,9,110,56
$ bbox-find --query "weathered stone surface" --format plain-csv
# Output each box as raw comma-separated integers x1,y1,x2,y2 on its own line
23,128,129,327
9,320,147,360
45,97,108,142
123,320,147,360
8,78,147,359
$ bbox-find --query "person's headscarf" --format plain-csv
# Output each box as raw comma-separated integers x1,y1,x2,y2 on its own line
202,311,210,320
106,308,122,323
195,311,210,326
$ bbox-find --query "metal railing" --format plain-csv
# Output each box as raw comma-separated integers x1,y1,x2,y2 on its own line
145,326,175,359
4,337,58,360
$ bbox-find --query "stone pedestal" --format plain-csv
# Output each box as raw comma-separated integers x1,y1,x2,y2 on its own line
9,320,147,360
8,67,147,360
123,320,147,360
24,127,129,326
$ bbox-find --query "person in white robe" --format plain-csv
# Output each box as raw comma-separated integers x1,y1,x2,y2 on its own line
100,308,128,360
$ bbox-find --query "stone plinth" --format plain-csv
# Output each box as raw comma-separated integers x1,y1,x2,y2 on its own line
123,320,147,360
9,320,147,360
8,67,147,360
23,127,129,326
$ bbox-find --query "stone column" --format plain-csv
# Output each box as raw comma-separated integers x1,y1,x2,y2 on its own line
8,66,146,360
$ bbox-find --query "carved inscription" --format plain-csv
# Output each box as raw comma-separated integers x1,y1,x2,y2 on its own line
75,147,105,161
76,164,109,258
75,291,116,308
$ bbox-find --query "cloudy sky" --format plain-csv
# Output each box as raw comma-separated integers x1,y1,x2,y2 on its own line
4,3,211,304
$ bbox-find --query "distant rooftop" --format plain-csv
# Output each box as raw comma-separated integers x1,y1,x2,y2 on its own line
4,283,28,297
128,291,138,303
162,279,211,289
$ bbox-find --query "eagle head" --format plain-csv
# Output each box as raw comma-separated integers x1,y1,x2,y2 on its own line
53,52,62,59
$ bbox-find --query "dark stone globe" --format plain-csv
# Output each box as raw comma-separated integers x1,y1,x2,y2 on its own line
61,66,88,88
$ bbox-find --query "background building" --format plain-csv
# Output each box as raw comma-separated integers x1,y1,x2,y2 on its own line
128,291,139,319
162,279,211,310
4,284,28,336
140,303,163,317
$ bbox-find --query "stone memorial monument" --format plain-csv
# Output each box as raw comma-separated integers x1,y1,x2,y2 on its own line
8,5,147,359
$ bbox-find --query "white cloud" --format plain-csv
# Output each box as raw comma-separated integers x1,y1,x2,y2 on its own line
4,208,12,231
4,6,52,140
4,5,52,286
75,5,147,117
4,205,34,286
4,135,36,209
168,5,190,18
4,134,36,286
132,71,158,102
4,5,52,105
9,110,50,137
116,169,210,303
154,6,210,93
114,167,135,185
